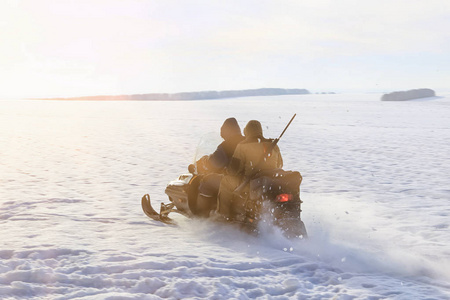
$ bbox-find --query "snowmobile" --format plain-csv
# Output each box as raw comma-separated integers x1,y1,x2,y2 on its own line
141,167,307,238
141,116,307,239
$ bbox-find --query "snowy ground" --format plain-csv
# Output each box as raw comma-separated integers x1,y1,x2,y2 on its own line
1,93,450,299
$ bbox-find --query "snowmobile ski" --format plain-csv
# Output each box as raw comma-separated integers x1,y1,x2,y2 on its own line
141,194,176,225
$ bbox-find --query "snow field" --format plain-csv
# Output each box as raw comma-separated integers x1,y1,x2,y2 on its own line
1,94,449,299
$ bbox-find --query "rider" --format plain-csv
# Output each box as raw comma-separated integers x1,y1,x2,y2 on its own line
216,120,283,220
194,118,244,216
195,117,244,173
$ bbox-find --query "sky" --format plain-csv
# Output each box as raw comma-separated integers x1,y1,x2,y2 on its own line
1,0,449,98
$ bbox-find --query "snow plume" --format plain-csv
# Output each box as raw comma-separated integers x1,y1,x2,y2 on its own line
184,210,450,296
296,193,450,283
190,192,450,287
294,227,450,281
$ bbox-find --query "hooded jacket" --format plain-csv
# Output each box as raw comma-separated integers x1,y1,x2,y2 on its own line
205,118,244,173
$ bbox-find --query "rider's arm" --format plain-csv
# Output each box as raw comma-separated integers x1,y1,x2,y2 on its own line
227,144,245,176
208,145,228,172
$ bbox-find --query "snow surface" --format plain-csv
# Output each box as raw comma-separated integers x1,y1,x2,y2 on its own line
1,94,450,299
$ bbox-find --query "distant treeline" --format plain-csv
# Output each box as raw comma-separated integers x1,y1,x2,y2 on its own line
381,88,436,101
39,88,310,101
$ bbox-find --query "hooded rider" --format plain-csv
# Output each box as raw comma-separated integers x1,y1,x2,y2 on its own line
216,120,283,220
194,118,244,216
195,117,244,174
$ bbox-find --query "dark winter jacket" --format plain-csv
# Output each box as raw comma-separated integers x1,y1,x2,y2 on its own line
198,118,244,173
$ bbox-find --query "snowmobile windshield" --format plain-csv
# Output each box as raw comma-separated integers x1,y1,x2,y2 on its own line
193,132,223,164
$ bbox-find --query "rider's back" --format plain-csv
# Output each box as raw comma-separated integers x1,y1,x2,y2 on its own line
232,137,283,177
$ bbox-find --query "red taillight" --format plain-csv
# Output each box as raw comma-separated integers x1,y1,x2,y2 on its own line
276,193,293,203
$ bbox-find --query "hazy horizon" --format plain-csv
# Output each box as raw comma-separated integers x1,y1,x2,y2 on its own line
1,0,449,99
3,87,450,101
